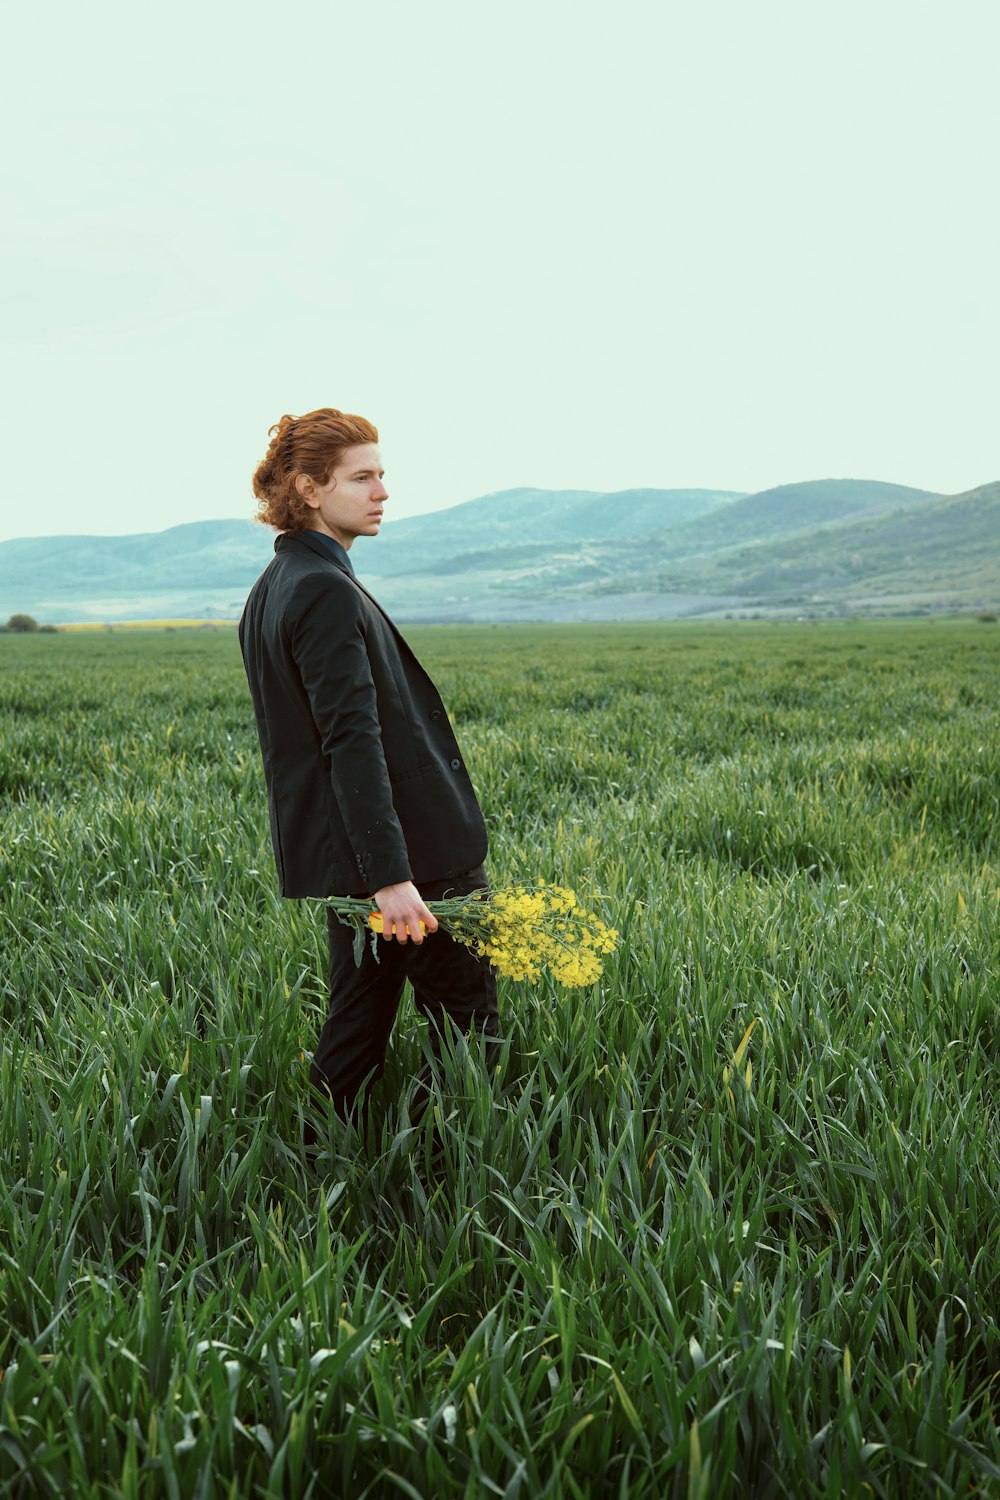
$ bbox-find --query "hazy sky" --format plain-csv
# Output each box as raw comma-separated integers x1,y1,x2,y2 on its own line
2,0,997,542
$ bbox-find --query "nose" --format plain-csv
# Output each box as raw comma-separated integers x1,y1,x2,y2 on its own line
373,480,388,502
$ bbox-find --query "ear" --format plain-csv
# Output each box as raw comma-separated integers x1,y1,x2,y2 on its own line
295,473,318,508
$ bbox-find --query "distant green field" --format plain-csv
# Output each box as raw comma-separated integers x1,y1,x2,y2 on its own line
1,621,998,1497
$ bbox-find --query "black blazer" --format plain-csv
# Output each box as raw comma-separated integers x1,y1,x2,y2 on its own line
238,531,488,898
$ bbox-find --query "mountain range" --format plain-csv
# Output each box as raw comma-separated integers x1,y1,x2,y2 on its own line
1,477,997,624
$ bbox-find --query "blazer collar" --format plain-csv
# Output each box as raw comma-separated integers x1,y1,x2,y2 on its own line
275,531,407,641
275,530,353,575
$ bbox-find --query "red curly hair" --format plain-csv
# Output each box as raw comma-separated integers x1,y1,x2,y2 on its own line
252,408,379,532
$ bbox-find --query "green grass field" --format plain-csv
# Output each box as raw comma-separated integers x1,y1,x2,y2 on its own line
1,620,998,1498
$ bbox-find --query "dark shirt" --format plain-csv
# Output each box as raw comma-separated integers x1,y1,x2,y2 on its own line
306,530,356,577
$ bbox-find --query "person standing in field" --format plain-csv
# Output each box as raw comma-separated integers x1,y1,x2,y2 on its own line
239,407,499,1140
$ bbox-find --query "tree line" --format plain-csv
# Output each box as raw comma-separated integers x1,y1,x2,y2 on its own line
1,614,57,633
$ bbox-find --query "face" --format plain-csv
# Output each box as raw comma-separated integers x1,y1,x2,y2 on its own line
299,442,388,549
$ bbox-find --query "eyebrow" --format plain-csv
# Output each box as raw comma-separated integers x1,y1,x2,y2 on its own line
351,468,385,478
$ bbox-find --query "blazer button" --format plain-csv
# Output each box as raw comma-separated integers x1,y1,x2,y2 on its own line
450,758,461,770
430,709,443,721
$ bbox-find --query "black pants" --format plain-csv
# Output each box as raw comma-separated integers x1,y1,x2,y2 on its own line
309,865,500,1130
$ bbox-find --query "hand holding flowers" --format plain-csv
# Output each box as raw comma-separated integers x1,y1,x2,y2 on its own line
327,881,618,987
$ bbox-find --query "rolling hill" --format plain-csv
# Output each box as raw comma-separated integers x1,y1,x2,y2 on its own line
1,478,996,624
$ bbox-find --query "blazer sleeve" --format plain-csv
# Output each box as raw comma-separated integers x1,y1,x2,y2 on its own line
288,573,413,891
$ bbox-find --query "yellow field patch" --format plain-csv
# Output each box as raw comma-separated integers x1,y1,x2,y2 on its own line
57,619,238,631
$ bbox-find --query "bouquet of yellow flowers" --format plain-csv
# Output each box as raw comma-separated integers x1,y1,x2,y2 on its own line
326,882,618,988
